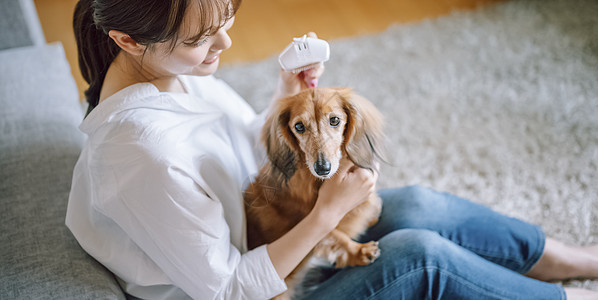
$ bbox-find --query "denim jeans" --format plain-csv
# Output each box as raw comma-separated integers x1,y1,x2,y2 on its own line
297,185,566,300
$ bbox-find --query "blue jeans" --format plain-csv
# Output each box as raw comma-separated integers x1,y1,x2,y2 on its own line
296,185,566,300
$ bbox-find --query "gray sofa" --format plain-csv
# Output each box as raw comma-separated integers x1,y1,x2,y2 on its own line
0,0,125,298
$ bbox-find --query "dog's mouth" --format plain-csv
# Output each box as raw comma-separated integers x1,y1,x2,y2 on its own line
311,169,334,180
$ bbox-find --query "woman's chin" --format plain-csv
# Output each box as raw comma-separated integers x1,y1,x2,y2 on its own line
188,63,219,76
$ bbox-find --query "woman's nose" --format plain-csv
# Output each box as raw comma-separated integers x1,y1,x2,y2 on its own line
212,28,232,51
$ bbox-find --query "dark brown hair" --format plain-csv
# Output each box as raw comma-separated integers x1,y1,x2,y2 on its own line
73,0,241,115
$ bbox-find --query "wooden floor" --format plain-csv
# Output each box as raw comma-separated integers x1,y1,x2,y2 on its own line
34,0,505,98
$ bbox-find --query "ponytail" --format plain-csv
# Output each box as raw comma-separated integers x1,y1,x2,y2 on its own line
73,0,120,115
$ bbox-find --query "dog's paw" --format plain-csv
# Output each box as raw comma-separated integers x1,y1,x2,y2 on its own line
336,241,381,268
357,241,381,265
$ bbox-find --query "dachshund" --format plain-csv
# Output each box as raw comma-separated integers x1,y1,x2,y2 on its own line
244,87,386,299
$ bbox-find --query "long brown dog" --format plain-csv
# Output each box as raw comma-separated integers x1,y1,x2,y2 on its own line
244,87,386,298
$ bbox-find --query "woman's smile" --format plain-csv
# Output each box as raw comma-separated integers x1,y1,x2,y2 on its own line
202,54,220,65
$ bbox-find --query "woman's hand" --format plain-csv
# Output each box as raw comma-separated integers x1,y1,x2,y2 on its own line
271,32,326,102
313,160,378,228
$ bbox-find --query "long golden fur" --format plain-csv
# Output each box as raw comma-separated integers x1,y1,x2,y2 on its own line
244,87,386,298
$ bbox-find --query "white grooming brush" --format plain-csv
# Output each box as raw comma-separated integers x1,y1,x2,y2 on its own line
278,35,330,73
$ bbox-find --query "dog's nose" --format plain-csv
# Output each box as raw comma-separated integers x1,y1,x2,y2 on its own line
314,156,331,176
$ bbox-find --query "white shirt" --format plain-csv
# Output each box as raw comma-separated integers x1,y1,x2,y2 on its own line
66,75,287,299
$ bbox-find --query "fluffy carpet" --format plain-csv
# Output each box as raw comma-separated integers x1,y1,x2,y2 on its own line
216,0,598,290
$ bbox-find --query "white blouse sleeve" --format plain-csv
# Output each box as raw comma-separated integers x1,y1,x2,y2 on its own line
93,145,286,299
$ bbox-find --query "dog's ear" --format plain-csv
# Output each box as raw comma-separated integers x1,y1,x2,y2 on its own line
338,88,387,170
262,104,298,181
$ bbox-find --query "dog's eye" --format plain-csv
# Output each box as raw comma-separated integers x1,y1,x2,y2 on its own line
329,116,340,127
294,122,306,133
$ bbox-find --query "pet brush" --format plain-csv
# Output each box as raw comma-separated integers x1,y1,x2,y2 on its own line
278,35,330,73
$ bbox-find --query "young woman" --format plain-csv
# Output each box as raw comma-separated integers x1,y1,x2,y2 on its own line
66,0,598,299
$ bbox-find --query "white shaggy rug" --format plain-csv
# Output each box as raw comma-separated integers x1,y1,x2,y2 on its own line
217,0,598,290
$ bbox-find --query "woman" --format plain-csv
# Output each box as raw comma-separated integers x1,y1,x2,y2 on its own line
66,0,598,299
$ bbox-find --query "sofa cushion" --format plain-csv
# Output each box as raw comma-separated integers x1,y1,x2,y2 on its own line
0,0,45,50
0,44,125,299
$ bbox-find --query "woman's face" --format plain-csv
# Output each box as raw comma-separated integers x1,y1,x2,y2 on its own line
143,6,235,78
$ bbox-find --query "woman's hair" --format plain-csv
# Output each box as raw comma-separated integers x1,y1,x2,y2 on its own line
73,0,241,114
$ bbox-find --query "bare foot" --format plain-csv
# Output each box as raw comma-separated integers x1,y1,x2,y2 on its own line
527,238,598,281
565,287,598,300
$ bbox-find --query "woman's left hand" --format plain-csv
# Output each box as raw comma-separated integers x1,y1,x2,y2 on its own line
272,32,326,101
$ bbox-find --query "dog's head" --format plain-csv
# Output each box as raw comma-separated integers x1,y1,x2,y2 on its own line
263,87,386,180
